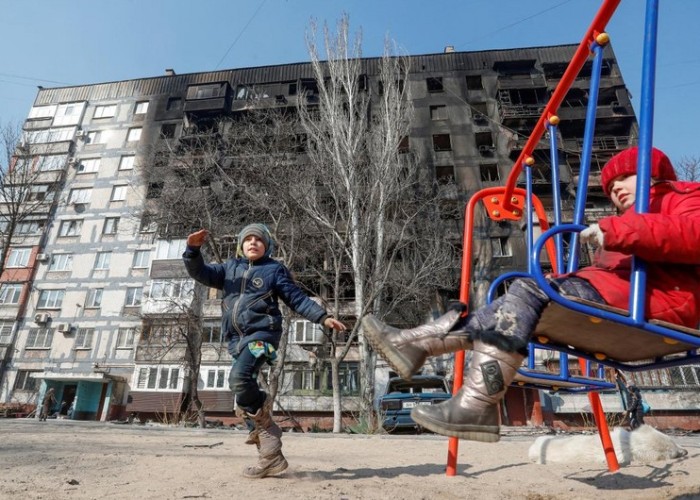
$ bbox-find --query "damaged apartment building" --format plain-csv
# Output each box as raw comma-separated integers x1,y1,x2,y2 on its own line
2,42,695,429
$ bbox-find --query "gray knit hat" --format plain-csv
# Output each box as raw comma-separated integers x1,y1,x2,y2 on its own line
236,223,273,258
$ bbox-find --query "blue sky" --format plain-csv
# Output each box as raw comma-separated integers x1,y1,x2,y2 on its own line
1,0,699,164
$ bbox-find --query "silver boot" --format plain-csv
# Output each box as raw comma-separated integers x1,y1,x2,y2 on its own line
362,309,472,380
411,341,524,442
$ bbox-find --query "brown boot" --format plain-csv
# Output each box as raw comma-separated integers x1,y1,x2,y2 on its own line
411,341,524,442
242,396,288,479
362,309,472,380
235,407,259,447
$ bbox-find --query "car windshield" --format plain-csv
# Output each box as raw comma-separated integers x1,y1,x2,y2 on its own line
387,378,448,394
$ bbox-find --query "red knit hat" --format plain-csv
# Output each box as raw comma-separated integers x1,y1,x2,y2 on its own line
601,146,677,196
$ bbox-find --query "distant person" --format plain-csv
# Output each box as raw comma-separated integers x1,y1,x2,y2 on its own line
184,223,346,478
362,146,700,442
39,387,56,422
627,384,646,430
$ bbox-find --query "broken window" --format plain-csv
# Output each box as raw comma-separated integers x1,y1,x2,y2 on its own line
432,134,452,152
480,163,500,182
466,75,483,90
427,77,444,93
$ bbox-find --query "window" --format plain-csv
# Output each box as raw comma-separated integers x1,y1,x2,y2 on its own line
491,237,512,257
0,284,23,305
134,101,149,114
77,158,100,173
480,163,500,182
58,219,82,237
103,217,119,235
111,185,128,201
133,250,151,268
86,289,103,309
149,279,194,300
37,289,64,309
205,368,227,389
432,134,452,152
68,188,92,204
127,128,142,142
26,328,54,349
26,184,53,202
466,75,484,90
117,328,137,348
125,287,142,307
160,124,177,139
53,103,84,126
94,251,111,270
203,324,223,343
187,83,227,100
74,328,94,349
155,239,187,260
292,367,321,392
435,165,455,184
292,320,322,344
0,321,13,344
93,105,117,119
166,97,182,111
87,130,105,144
49,253,73,272
430,105,448,120
38,155,67,171
136,366,180,390
7,248,31,268
14,370,40,391
427,77,444,93
24,127,75,144
146,182,164,199
118,155,135,170
326,362,359,395
16,220,44,235
28,105,57,119
139,214,157,233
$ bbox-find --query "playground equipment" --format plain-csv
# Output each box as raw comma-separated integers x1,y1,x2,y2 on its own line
448,0,700,475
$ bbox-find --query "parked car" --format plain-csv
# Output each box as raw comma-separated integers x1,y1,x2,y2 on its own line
379,374,452,433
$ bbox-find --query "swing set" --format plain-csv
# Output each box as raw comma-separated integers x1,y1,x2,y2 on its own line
448,0,700,475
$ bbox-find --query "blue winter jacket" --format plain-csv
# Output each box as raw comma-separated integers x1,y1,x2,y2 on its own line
183,246,328,350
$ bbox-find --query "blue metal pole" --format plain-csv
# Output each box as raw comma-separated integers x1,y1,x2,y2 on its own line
569,42,605,273
630,0,659,323
548,123,565,273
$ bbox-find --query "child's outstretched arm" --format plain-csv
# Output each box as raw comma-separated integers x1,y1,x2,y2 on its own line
182,229,226,289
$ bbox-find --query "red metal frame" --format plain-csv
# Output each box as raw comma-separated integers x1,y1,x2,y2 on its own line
446,0,623,476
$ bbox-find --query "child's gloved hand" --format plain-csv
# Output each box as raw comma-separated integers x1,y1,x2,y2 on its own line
580,223,604,247
187,229,209,247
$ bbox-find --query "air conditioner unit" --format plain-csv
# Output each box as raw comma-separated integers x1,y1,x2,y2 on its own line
75,130,87,139
34,313,51,324
56,323,72,334
36,253,50,263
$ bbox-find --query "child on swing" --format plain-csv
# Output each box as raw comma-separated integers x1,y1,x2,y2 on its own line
363,146,700,442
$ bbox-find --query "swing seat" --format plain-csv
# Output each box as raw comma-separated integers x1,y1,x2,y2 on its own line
534,297,700,362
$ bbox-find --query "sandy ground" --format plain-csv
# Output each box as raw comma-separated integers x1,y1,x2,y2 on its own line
1,419,699,500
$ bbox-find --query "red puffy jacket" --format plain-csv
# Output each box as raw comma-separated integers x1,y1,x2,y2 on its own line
574,181,700,328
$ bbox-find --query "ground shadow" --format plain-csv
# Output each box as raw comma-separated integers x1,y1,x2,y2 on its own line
566,457,690,492
288,460,530,480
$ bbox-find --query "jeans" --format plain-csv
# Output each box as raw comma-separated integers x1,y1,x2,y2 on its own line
228,339,277,414
457,277,604,352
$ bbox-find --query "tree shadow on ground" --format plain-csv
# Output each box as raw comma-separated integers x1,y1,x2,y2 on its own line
565,456,690,492
288,460,530,480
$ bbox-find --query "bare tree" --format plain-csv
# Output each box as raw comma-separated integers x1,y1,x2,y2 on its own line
676,155,700,182
0,121,64,276
296,15,456,429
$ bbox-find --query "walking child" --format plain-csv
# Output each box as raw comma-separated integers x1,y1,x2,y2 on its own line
184,223,346,478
